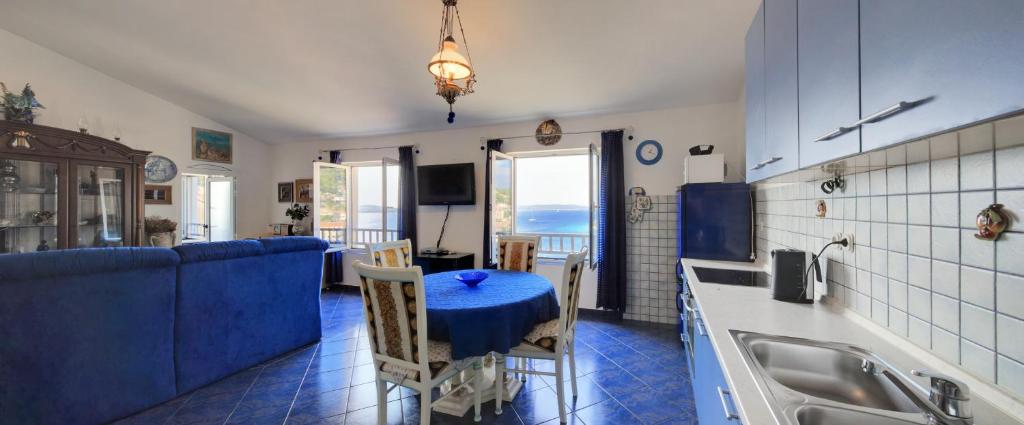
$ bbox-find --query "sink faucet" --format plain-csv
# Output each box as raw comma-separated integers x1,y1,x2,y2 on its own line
912,369,972,425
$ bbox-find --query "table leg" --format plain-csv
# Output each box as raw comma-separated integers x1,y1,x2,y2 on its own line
432,353,524,417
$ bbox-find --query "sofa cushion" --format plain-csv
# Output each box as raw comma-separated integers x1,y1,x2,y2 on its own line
258,236,330,254
0,248,178,425
0,246,179,281
173,240,265,263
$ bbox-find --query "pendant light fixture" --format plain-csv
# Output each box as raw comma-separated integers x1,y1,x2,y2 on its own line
428,0,476,124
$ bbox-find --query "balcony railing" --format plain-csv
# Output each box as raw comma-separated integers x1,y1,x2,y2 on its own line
508,232,589,259
319,227,399,247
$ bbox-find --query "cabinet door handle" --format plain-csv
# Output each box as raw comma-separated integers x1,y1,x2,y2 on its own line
813,126,856,143
717,386,741,421
695,317,707,336
854,98,930,127
749,156,783,171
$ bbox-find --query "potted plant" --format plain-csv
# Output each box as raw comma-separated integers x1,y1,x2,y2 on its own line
285,203,311,235
1,82,45,123
144,216,178,247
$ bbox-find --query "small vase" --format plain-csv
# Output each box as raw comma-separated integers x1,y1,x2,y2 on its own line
149,232,176,248
292,221,305,236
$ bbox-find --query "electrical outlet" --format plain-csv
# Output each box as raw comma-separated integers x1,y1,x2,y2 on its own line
833,233,855,251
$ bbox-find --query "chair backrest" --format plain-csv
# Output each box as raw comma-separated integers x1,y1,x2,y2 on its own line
496,235,540,272
351,261,429,377
369,239,414,268
558,247,588,342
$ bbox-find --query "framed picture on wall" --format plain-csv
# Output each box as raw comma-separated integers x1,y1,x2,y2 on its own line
191,127,233,164
277,182,294,203
144,185,172,205
295,178,313,203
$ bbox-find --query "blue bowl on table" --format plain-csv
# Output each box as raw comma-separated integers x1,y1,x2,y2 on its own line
455,271,488,287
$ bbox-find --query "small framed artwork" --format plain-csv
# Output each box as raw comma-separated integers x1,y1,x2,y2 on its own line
191,127,233,164
295,178,313,203
272,224,284,235
277,182,294,203
144,185,173,205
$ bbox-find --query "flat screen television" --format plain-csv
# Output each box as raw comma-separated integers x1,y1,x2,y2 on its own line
417,163,476,205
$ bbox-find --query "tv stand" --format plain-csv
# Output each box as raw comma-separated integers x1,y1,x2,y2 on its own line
414,252,474,275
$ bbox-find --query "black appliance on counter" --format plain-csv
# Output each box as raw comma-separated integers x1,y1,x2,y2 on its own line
771,249,813,303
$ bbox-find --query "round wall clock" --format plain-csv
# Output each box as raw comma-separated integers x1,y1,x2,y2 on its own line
535,119,562,146
636,140,663,165
145,155,178,183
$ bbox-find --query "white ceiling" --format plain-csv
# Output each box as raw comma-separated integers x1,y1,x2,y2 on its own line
0,0,759,143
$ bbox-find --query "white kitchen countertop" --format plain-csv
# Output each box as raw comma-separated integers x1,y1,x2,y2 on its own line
680,257,1023,425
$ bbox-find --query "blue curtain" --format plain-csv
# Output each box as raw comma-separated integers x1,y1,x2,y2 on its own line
398,146,418,253
329,150,341,164
597,130,626,312
482,139,503,268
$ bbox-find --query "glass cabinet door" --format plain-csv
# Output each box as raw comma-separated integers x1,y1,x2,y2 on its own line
0,158,60,253
76,164,125,248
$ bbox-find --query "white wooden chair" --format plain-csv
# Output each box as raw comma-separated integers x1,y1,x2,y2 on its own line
368,239,413,268
495,247,588,423
352,261,482,424
495,235,540,273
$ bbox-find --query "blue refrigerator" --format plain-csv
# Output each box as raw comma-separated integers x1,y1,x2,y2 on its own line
676,183,754,262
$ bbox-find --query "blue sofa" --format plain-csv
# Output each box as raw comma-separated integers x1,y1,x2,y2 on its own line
173,237,328,393
0,237,328,425
0,248,180,425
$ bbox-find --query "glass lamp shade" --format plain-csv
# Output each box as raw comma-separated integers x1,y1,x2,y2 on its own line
428,39,473,81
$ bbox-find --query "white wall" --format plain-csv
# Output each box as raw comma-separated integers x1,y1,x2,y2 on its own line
270,101,745,308
0,28,272,238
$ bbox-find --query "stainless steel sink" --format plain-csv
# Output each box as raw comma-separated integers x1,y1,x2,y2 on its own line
731,331,968,425
796,405,922,425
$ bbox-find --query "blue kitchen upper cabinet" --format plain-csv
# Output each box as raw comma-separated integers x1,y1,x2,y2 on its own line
744,3,767,183
797,0,861,168
761,0,799,177
860,0,1024,151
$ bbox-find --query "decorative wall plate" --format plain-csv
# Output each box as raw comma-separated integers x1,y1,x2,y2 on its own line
145,155,178,183
535,119,562,146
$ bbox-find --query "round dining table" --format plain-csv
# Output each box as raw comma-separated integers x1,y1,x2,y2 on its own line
424,269,560,361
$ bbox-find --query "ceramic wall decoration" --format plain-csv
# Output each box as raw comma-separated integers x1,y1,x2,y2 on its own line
975,203,1009,241
144,155,178,183
627,187,652,224
815,200,827,218
535,119,562,146
191,127,233,164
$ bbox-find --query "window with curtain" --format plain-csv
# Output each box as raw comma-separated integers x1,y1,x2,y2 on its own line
488,149,599,261
314,159,400,248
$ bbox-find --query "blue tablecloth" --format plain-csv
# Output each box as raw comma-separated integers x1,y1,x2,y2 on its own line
425,269,560,360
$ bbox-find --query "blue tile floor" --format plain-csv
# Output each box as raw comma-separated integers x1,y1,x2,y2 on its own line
115,291,696,425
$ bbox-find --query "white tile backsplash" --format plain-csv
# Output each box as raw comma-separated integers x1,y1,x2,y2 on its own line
996,146,1024,188
961,303,995,349
997,314,1024,363
960,151,994,190
931,193,959,227
996,273,1024,319
752,114,1024,400
961,339,996,381
624,195,677,324
961,266,995,310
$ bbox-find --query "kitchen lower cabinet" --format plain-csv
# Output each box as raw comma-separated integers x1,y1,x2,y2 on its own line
859,0,1024,151
691,307,742,424
797,0,861,167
